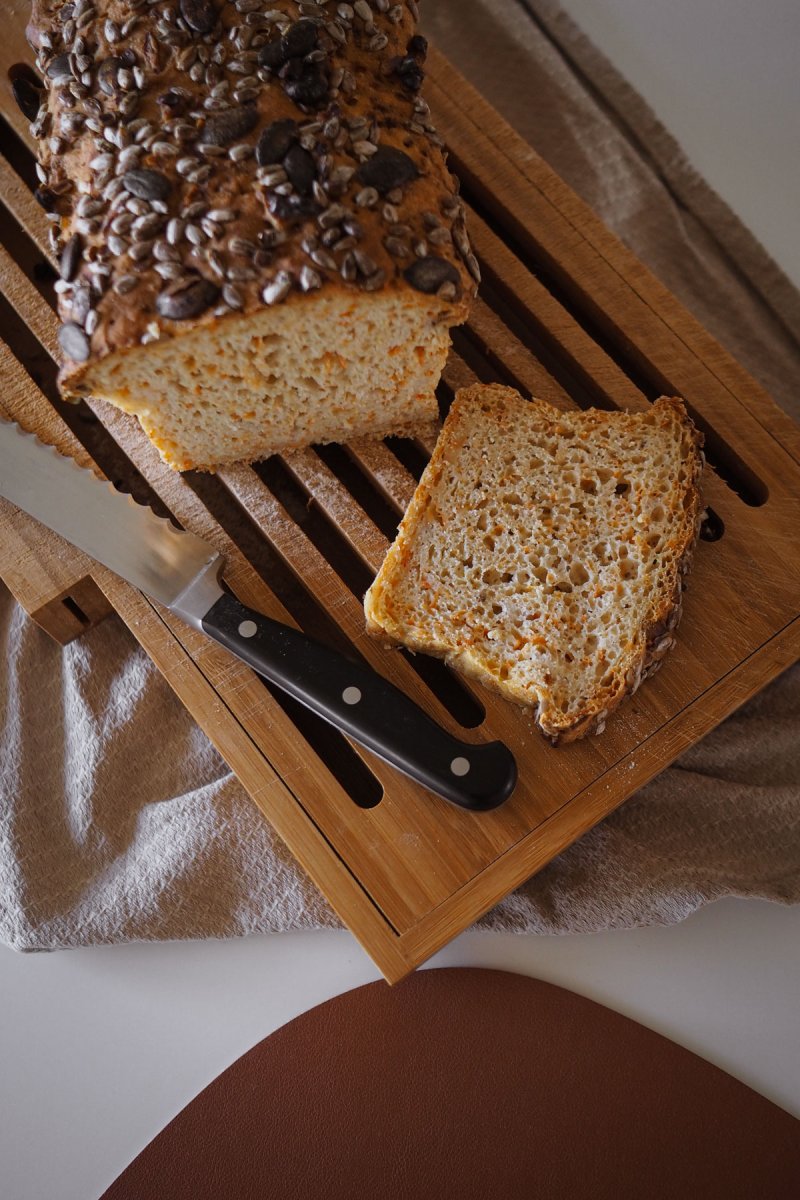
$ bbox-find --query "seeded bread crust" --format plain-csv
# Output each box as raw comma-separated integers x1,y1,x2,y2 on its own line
26,0,478,466
365,386,705,744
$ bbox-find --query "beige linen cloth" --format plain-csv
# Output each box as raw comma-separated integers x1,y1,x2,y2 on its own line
1,0,799,950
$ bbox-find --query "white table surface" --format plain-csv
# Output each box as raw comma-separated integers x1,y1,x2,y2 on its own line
2,3,799,1198
557,0,800,290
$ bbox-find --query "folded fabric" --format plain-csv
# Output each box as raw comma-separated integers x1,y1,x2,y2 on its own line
2,0,799,951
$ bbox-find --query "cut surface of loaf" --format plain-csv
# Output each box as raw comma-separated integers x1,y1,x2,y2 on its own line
27,1,479,471
88,289,450,470
365,385,704,742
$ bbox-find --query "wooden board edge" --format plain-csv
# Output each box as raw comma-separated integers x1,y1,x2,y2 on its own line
394,614,800,971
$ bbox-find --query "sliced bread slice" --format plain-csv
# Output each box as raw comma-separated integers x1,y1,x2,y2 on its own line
364,384,704,742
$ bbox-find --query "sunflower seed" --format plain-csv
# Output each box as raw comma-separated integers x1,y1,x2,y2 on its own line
318,204,347,230
132,213,164,238
76,195,104,218
157,275,220,319
257,165,288,186
120,92,140,117
166,218,185,244
123,168,171,201
299,265,322,292
113,274,139,295
46,54,73,82
134,122,156,144
228,236,258,257
154,261,183,279
229,142,254,162
262,271,292,304
109,191,130,215
118,146,142,170
69,284,93,325
90,153,115,172
220,283,243,309
309,247,336,270
59,233,83,282
339,252,357,282
206,250,226,277
154,241,180,262
384,237,409,259
453,224,471,259
227,265,256,282
58,322,90,361
464,252,481,282
129,240,155,262
353,249,377,276
361,268,386,292
110,212,135,234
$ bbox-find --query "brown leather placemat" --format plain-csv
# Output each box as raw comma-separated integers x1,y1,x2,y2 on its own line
101,968,799,1199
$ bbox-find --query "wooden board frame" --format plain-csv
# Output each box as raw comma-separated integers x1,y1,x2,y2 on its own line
1,33,799,980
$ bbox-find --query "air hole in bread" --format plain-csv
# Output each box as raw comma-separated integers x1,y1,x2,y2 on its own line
569,562,590,586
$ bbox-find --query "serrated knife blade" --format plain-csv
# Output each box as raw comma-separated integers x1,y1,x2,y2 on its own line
0,420,219,608
0,421,516,811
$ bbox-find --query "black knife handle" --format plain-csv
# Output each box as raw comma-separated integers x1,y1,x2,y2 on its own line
202,592,517,811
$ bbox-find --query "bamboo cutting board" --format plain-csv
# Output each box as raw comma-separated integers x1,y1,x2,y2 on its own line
2,20,799,981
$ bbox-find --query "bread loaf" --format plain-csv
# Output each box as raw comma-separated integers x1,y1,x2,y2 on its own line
26,0,478,471
365,385,704,743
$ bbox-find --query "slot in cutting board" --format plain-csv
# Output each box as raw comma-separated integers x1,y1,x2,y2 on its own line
1,22,799,981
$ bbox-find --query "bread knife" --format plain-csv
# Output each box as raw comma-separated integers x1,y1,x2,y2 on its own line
0,421,517,810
